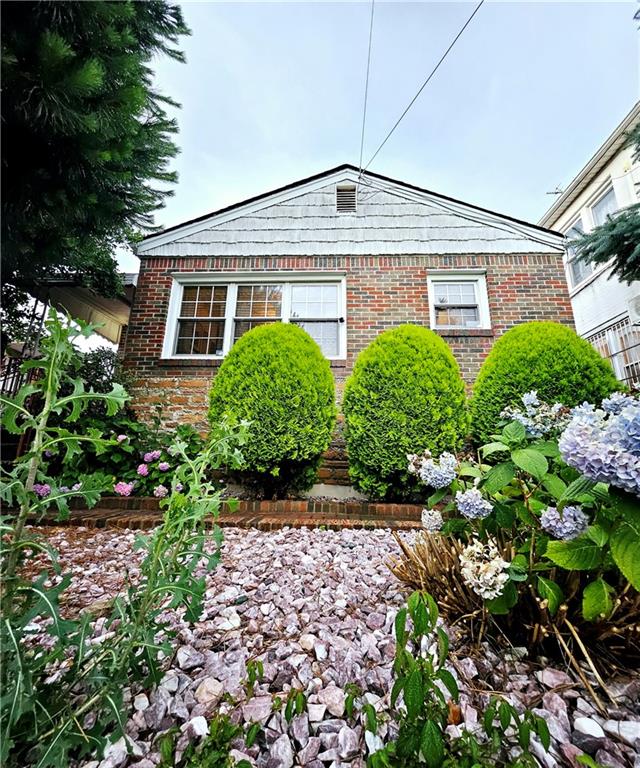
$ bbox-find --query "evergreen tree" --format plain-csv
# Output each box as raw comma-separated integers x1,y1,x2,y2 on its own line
572,124,640,284
1,1,189,338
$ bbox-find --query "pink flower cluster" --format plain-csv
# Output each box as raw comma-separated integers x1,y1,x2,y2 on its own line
137,464,149,477
114,481,135,497
116,434,128,443
153,484,169,498
143,450,162,463
158,461,170,472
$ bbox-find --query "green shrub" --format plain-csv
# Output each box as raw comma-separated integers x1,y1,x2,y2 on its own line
208,323,337,496
470,321,620,442
343,324,468,500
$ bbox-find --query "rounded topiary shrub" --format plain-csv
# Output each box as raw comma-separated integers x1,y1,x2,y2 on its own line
208,323,337,497
470,321,621,442
342,324,468,500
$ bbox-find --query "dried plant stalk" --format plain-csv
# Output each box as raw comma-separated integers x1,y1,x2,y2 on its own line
388,531,482,620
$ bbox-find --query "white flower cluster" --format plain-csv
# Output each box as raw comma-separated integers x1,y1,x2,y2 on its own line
421,507,444,532
459,539,510,600
407,450,458,489
500,391,570,438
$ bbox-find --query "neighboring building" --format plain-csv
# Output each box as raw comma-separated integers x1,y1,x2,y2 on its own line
123,164,570,431
539,102,640,386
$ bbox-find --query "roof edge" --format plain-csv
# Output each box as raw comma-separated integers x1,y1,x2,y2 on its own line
138,163,562,251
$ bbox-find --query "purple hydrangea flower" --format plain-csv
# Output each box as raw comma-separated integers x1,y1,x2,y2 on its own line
116,434,128,443
33,483,51,499
455,487,493,519
113,481,135,497
602,392,637,415
540,505,589,540
175,482,183,492
143,449,162,463
59,486,70,494
137,464,149,477
158,461,170,472
72,483,82,492
153,484,168,499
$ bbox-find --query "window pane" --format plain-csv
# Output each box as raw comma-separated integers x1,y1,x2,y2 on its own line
433,282,476,305
180,285,228,318
294,321,339,356
569,257,593,287
592,187,617,227
435,306,479,328
175,319,224,355
233,318,276,342
235,285,282,318
291,284,339,318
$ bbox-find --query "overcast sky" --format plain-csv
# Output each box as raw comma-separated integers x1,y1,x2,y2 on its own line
118,0,639,271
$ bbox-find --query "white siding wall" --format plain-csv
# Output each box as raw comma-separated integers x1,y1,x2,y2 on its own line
141,182,560,258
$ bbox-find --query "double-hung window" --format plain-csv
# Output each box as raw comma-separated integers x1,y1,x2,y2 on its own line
164,275,346,359
427,273,491,330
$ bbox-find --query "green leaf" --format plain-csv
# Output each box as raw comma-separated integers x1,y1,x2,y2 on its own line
438,668,459,700
511,449,548,481
502,420,526,445
498,701,512,730
428,487,449,507
586,525,609,547
436,626,449,667
582,578,614,622
390,677,405,707
535,716,551,750
394,608,407,648
404,669,423,719
542,474,568,500
537,576,564,616
481,441,510,458
534,440,561,458
483,462,516,494
560,476,596,503
546,537,603,571
245,722,261,747
610,515,640,590
485,581,518,614
420,720,445,768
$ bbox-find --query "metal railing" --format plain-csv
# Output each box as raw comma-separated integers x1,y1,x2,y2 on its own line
587,316,640,386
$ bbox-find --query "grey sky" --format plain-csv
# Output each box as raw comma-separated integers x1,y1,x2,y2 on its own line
118,0,639,272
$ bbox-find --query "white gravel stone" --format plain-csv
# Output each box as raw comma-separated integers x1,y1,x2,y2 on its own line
574,717,606,739
194,677,224,705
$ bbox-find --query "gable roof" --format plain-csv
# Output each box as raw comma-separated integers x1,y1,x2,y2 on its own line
137,164,563,256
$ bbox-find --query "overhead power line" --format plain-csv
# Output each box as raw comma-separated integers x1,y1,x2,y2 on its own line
358,0,376,176
362,0,485,172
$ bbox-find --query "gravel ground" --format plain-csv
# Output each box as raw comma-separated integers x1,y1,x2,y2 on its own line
23,526,640,768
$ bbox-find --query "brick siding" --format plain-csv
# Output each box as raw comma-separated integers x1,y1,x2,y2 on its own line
122,253,573,432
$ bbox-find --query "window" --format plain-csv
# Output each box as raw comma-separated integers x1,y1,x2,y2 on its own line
290,284,340,356
587,317,640,385
591,186,618,227
427,273,491,330
336,184,357,213
164,275,346,359
175,286,227,355
565,219,593,287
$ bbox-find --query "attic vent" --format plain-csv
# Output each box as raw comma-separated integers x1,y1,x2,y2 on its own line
336,184,357,213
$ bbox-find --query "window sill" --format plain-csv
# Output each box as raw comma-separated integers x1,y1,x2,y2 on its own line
435,328,494,338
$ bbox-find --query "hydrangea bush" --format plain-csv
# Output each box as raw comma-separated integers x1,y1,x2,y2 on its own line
396,393,640,659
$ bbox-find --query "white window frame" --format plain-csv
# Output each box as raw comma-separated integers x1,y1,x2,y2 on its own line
427,271,491,331
162,272,347,361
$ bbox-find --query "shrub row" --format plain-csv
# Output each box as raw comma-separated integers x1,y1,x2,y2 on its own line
208,320,620,499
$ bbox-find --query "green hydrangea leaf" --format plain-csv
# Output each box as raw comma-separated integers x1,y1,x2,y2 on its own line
483,462,516,494
537,576,563,616
610,515,640,590
582,578,614,622
511,448,548,481
545,537,602,571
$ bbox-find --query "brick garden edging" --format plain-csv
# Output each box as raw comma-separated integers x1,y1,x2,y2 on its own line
37,497,424,531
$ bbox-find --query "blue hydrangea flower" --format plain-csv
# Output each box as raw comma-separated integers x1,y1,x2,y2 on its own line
559,398,640,495
418,452,458,489
602,392,638,415
455,487,493,519
540,505,589,540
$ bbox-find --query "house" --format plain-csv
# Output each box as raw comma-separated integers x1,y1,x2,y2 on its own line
123,164,571,431
539,102,640,386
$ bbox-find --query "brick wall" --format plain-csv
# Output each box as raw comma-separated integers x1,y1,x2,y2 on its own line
122,253,573,431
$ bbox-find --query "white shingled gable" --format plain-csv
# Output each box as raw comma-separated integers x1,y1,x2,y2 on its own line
138,167,562,257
